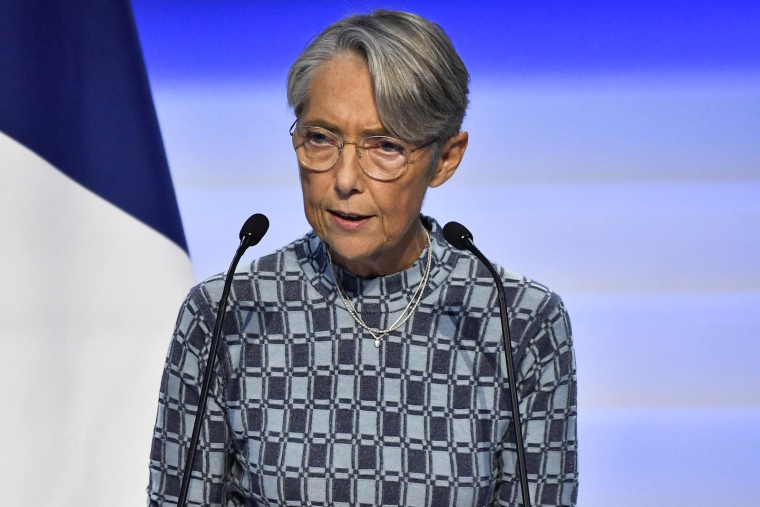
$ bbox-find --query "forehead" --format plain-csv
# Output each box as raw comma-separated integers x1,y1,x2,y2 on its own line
302,54,388,136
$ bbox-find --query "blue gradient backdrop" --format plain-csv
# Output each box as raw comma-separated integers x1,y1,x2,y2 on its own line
131,1,760,505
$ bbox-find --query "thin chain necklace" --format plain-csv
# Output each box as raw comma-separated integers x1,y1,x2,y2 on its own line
326,230,433,348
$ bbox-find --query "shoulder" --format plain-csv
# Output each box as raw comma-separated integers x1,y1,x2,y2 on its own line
168,232,315,374
187,231,315,310
426,214,568,327
492,261,571,347
444,246,572,358
447,246,565,317
495,263,567,324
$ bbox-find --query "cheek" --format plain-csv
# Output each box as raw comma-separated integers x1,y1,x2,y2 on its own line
375,182,427,231
299,171,320,225
299,169,334,232
299,169,322,207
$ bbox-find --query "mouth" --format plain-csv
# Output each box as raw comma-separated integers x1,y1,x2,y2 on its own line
329,210,372,221
328,209,373,230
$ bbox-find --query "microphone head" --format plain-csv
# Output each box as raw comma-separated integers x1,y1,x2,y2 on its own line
442,221,473,250
239,213,269,246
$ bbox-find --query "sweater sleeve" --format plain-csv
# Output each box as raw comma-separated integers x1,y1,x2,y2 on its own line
147,288,232,506
496,291,578,506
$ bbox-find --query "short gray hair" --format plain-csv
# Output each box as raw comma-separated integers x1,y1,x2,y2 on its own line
287,10,469,171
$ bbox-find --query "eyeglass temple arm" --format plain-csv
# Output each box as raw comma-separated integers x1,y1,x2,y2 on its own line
409,137,438,153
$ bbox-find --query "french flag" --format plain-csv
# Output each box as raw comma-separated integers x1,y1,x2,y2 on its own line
0,2,193,505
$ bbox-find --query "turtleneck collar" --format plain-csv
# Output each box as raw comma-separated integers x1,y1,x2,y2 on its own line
295,216,461,315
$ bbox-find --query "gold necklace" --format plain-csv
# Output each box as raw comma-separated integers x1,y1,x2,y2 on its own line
326,230,432,347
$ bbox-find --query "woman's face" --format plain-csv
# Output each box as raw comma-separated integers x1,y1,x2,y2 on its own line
296,54,466,277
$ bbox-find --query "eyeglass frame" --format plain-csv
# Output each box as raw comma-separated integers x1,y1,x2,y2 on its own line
289,119,437,181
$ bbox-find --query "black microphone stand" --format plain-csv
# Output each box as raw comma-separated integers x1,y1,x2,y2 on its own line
177,214,268,507
443,222,532,507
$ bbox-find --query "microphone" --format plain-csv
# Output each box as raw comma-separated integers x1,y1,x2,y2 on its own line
442,221,532,507
239,212,269,247
177,213,269,507
441,220,473,250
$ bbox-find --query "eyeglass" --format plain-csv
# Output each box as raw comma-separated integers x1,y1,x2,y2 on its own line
289,120,436,182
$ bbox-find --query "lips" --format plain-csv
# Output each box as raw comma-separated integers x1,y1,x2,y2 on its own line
330,210,370,220
328,209,373,230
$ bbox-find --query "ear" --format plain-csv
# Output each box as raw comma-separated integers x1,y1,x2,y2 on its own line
428,131,468,188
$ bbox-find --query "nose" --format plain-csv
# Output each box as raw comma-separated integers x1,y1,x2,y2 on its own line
333,142,364,196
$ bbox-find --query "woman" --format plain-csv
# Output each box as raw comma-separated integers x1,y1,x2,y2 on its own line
148,10,577,507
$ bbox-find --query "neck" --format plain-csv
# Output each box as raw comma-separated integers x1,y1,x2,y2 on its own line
330,220,429,278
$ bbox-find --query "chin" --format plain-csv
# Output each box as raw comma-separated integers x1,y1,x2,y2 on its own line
326,234,378,263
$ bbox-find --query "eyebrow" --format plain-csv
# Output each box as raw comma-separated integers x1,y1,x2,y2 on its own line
301,118,393,138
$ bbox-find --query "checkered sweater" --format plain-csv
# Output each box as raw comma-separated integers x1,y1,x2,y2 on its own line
147,217,578,506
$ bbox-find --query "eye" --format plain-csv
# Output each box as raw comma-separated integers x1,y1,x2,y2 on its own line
302,128,337,147
371,138,405,154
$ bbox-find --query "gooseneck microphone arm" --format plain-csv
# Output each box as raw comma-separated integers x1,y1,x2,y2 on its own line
177,214,269,507
442,222,532,507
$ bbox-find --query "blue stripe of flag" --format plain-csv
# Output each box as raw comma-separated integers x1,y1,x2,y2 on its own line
0,0,188,253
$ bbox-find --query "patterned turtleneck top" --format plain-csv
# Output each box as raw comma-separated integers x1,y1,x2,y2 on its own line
147,217,578,506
